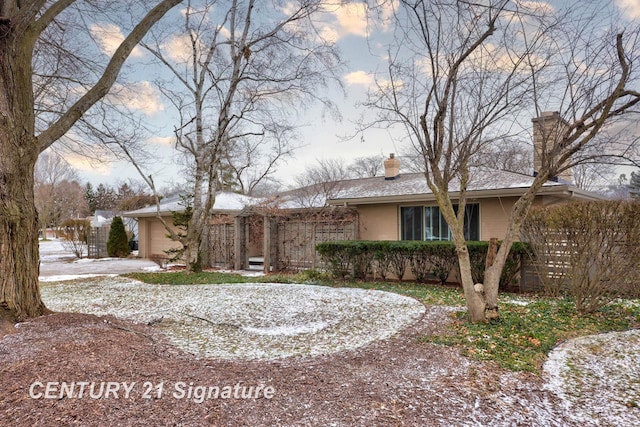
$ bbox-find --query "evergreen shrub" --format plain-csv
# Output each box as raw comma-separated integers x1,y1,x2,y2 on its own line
107,216,131,258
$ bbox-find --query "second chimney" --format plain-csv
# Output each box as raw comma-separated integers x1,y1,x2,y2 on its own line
384,153,400,180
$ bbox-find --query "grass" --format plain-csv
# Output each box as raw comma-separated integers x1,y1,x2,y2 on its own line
122,270,640,373
422,297,640,372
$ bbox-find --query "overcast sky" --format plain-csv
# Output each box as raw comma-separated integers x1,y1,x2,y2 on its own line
62,0,640,190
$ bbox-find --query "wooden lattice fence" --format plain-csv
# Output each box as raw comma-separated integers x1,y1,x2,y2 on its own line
271,208,358,271
208,215,236,268
208,207,359,272
87,226,109,258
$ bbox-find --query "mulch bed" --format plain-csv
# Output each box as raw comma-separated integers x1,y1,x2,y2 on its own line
0,308,570,426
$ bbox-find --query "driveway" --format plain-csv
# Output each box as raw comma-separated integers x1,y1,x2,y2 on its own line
39,239,159,280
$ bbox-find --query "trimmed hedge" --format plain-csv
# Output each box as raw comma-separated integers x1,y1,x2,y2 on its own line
316,240,529,289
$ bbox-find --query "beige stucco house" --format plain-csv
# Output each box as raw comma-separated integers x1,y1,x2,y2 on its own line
324,165,603,243
125,112,606,268
124,191,260,260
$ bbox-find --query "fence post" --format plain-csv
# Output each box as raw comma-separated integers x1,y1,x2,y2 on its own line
263,216,272,273
234,216,247,270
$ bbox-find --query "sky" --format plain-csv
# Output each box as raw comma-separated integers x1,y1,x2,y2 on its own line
60,0,640,191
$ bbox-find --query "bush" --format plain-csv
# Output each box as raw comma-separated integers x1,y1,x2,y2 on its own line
59,219,90,258
522,200,640,313
107,216,131,258
317,240,527,287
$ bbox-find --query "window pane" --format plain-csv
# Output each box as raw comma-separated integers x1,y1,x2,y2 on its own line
425,207,433,240
464,204,480,241
401,204,479,242
401,206,423,240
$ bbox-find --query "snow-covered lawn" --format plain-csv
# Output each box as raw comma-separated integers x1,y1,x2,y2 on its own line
543,328,640,425
41,277,426,360
38,274,640,425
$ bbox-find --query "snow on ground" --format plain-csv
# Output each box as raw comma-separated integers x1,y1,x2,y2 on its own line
38,239,160,280
41,277,426,360
37,239,640,424
543,329,640,425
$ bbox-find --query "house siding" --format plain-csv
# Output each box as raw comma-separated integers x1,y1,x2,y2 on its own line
353,197,526,243
357,204,399,240
137,217,182,258
478,197,518,240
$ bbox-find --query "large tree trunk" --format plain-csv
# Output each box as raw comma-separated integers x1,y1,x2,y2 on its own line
0,149,49,321
454,238,486,323
0,24,49,322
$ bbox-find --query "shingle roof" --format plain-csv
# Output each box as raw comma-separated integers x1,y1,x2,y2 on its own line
123,191,261,217
328,167,567,203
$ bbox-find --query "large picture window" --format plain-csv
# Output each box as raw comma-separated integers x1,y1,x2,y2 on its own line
401,204,480,242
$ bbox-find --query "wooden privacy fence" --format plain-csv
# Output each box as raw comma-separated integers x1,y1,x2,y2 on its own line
208,207,359,272
209,222,235,268
270,210,359,271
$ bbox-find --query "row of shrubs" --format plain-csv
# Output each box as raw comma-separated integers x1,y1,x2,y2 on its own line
316,240,529,290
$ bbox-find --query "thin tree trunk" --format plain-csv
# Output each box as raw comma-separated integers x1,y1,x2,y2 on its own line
483,175,549,315
452,229,486,322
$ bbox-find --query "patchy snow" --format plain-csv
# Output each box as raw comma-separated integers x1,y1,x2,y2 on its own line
123,191,261,216
39,274,119,283
543,329,640,425
502,297,531,306
38,239,160,279
41,277,426,361
39,239,76,262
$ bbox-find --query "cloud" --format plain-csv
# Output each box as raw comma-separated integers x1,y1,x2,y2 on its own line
616,0,640,19
332,3,368,37
514,0,555,14
148,136,175,146
63,146,114,176
315,2,368,42
107,81,164,116
90,23,144,58
344,70,397,93
344,70,374,86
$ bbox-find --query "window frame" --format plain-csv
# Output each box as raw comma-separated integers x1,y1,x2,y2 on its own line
400,203,480,242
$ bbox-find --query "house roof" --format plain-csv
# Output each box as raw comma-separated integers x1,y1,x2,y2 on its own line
124,168,606,218
324,167,605,205
122,191,261,217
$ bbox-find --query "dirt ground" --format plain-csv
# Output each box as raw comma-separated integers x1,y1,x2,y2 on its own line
0,307,575,427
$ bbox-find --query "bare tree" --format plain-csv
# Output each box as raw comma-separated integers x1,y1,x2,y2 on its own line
129,0,342,271
34,151,80,237
290,158,352,207
351,155,387,178
472,139,532,175
572,162,616,192
366,0,640,322
0,0,182,321
223,128,297,196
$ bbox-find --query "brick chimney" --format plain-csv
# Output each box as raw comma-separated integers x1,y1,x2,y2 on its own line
531,111,572,183
384,153,400,180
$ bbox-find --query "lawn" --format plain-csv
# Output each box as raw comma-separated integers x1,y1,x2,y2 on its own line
124,270,640,372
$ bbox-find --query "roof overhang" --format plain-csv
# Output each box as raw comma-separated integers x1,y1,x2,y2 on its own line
123,209,244,219
326,184,605,206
